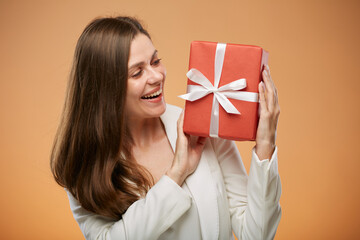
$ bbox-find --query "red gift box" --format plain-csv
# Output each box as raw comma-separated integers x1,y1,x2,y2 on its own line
180,41,268,141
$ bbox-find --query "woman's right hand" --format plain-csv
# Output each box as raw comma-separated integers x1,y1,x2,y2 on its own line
166,111,207,186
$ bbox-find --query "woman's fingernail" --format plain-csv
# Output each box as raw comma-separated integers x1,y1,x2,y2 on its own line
259,81,265,90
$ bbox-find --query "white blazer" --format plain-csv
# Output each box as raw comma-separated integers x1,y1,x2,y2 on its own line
67,104,281,240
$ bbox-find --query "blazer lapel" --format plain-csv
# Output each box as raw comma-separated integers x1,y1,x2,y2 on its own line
161,105,219,240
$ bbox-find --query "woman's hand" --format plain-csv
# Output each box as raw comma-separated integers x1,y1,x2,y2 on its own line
255,65,280,160
166,111,207,186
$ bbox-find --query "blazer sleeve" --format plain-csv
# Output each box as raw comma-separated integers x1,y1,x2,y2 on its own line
67,175,192,240
212,138,282,240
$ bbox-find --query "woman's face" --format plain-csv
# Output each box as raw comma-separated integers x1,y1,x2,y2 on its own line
125,33,166,120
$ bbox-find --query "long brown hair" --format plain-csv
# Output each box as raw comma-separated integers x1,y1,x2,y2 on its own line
51,16,153,220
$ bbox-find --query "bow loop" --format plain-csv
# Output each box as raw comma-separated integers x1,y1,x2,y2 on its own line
186,69,215,90
218,78,247,91
180,70,247,114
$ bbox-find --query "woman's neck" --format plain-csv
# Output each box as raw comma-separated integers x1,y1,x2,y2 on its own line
127,117,165,148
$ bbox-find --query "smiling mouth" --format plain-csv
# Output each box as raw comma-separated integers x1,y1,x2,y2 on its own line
141,89,162,99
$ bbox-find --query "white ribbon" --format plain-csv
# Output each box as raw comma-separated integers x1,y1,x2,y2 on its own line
179,43,259,138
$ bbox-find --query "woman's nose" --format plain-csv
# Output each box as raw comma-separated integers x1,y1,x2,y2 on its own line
147,66,163,84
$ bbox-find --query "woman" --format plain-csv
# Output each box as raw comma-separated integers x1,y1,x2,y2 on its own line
51,16,281,240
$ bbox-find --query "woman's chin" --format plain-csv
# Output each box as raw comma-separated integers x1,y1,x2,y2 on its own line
151,99,166,117
142,98,166,118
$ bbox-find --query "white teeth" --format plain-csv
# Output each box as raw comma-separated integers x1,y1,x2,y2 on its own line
142,89,162,99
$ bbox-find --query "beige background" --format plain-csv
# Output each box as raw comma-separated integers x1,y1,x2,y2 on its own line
1,0,359,239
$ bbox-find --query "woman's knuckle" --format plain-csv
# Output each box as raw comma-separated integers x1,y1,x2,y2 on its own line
263,112,270,119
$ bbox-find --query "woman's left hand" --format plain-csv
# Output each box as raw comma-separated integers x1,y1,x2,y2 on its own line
255,65,280,160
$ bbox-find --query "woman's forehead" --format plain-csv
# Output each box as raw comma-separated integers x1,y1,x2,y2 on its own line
128,34,156,66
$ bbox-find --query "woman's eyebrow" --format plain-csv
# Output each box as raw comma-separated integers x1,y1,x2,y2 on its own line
128,50,158,70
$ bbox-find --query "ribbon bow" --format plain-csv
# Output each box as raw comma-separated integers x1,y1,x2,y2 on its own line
179,43,258,137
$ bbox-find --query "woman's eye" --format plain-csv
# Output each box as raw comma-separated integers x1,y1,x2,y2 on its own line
132,69,143,78
151,58,162,66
